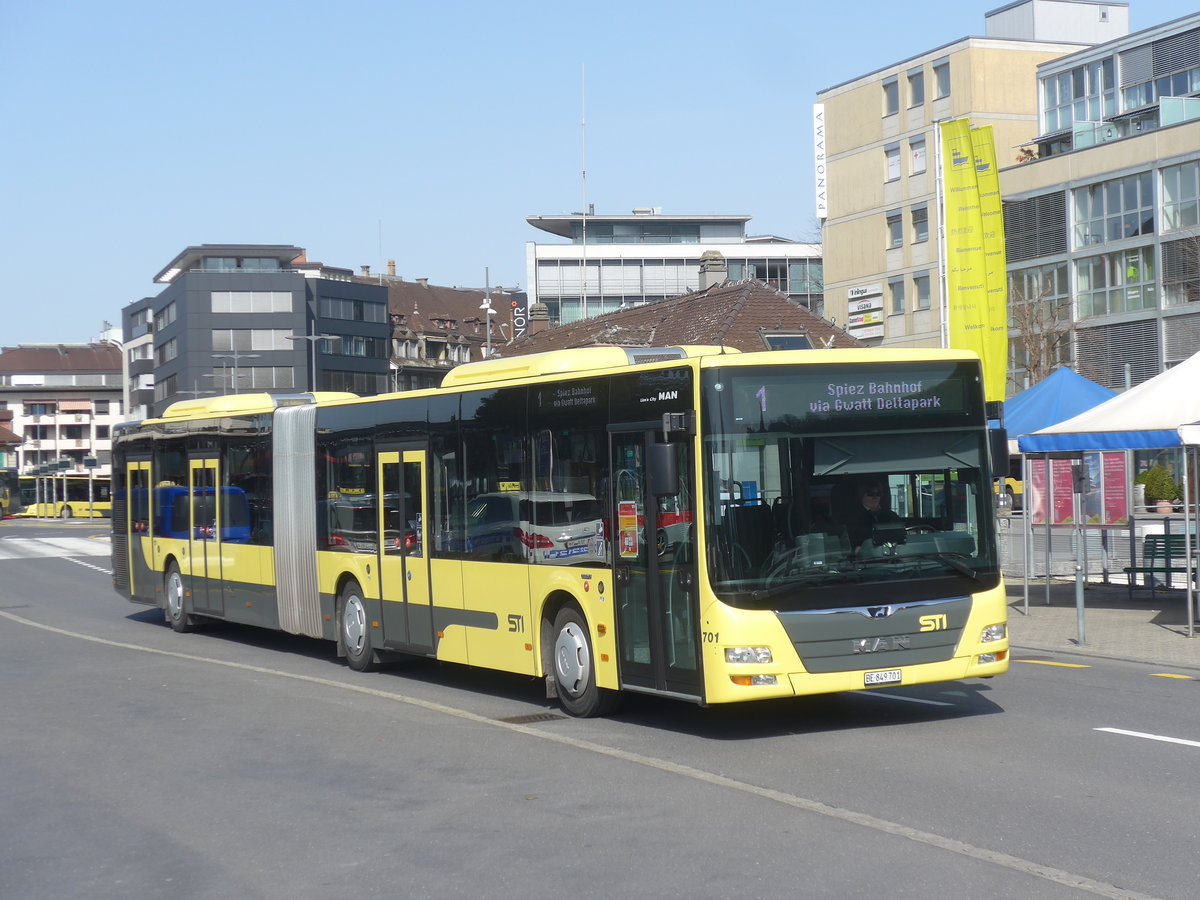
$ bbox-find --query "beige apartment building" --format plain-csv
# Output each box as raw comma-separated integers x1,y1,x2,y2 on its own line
816,1,1119,379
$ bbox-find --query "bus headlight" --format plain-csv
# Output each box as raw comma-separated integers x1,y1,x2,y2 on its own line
980,624,1006,643
726,646,773,664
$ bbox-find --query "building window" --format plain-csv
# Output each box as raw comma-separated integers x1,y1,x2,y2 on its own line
154,374,177,403
907,67,924,107
154,337,178,366
211,291,293,313
1042,58,1116,134
1072,171,1154,247
885,144,901,181
94,400,110,415
96,425,111,439
153,301,176,332
213,328,294,351
1162,160,1200,233
911,205,929,243
211,366,295,391
883,78,899,116
886,210,903,249
909,137,927,175
320,297,387,323
914,273,931,310
933,60,950,99
889,277,905,314
1076,246,1156,318
25,402,56,416
200,256,282,272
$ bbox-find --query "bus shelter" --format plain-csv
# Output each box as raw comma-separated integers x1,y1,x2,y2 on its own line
1020,350,1200,637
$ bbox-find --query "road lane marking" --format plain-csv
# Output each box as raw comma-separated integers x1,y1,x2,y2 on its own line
1149,673,1193,680
0,607,1158,900
858,691,954,707
62,557,113,576
1016,660,1091,668
1095,727,1200,749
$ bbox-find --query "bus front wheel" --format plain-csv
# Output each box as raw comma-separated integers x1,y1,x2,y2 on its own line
59,505,73,520
164,563,195,633
338,580,378,673
552,606,619,718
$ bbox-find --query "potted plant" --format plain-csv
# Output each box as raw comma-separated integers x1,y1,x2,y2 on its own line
1139,465,1180,513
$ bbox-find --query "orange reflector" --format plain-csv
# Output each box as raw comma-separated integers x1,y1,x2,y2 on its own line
325,614,332,621
437,630,445,638
997,650,1008,661
600,653,609,662
524,643,533,651
730,675,753,686
245,601,252,608
597,623,607,636
371,621,380,628
184,591,191,598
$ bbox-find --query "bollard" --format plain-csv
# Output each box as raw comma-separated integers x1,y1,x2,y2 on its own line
1075,563,1087,646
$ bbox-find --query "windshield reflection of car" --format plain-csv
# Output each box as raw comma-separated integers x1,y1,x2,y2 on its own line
469,491,606,565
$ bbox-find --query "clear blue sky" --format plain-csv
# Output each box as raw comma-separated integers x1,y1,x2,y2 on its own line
0,0,1187,345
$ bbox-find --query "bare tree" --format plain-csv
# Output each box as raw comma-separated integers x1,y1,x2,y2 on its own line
1007,266,1074,391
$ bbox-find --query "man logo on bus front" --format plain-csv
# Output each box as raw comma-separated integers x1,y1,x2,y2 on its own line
867,606,893,619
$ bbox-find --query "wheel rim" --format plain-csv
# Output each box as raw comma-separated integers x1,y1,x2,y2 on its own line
166,571,184,621
342,593,367,655
61,507,72,519
555,621,590,697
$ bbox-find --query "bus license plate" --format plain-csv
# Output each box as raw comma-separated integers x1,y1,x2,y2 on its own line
864,669,901,686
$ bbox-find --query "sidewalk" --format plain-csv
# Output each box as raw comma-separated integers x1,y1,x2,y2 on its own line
1006,578,1200,671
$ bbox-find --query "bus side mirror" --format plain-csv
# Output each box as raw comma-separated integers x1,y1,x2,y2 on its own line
647,442,678,498
988,428,1008,478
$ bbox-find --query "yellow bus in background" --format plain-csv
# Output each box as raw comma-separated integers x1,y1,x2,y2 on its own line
18,474,111,518
112,346,1008,716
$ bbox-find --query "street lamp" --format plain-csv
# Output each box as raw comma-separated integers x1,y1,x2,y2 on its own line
211,350,261,394
286,332,339,392
479,295,498,358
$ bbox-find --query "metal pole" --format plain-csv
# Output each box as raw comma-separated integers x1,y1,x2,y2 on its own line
1183,449,1194,637
1022,452,1030,616
1075,562,1087,645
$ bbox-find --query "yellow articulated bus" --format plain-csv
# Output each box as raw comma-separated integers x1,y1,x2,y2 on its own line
111,346,1009,717
18,474,112,518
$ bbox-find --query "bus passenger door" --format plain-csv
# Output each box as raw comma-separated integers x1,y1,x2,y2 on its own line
126,460,154,600
611,431,701,697
188,458,223,616
378,447,433,653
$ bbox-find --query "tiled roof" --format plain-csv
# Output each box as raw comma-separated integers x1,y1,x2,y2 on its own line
0,344,122,373
351,277,508,359
500,280,863,356
0,423,19,445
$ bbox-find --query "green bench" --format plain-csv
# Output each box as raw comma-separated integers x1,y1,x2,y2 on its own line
1123,534,1197,601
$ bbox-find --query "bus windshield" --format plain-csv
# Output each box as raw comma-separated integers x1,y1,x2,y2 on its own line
701,362,1001,610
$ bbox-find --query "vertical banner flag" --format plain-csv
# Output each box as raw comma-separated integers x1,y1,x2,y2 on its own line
940,118,1008,401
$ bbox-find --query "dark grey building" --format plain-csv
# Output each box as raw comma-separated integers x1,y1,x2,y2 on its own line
137,245,390,416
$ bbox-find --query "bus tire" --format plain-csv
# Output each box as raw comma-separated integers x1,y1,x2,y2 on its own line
164,562,195,633
338,580,378,673
60,505,73,520
551,606,619,718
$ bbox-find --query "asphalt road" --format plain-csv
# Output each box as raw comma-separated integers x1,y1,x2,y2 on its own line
1,521,1196,899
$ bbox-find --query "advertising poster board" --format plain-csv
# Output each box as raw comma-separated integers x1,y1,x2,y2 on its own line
1100,452,1129,524
1051,458,1075,524
1029,457,1047,525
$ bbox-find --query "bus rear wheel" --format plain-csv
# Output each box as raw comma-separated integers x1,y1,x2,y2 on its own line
164,563,195,633
59,506,73,519
552,606,619,718
338,580,378,673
